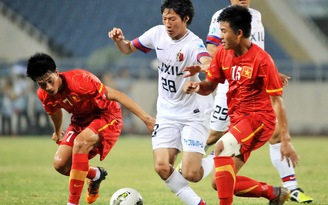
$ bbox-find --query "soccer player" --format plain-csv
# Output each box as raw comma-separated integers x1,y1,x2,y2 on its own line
26,53,155,205
184,5,299,205
203,0,313,203
109,0,213,204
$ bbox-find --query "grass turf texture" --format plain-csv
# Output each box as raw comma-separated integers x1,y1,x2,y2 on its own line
0,136,326,205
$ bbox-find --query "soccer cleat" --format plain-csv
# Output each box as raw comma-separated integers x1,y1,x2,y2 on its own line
289,188,313,203
269,187,290,205
85,167,108,204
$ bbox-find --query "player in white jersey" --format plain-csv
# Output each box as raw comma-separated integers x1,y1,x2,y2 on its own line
108,0,213,204
204,0,313,203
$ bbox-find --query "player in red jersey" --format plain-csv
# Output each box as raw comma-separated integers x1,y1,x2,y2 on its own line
26,53,155,205
183,5,299,205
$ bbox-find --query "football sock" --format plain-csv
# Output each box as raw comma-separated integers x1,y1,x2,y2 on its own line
68,153,89,205
86,166,98,180
201,153,214,179
214,156,235,205
165,170,202,205
269,143,298,190
234,176,276,200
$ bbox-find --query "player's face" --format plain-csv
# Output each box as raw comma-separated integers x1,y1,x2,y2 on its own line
162,9,188,40
35,70,62,95
230,0,250,8
219,21,240,50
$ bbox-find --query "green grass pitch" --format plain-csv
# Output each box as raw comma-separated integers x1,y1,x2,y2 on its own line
0,136,327,205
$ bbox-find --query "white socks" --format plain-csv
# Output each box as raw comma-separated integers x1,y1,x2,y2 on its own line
201,153,214,179
269,143,298,190
165,170,202,205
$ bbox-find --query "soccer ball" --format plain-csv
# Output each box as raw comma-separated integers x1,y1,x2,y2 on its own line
109,188,143,205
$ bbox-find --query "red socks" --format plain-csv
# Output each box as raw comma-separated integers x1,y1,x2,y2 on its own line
214,156,236,205
68,153,89,204
234,175,275,200
214,156,276,205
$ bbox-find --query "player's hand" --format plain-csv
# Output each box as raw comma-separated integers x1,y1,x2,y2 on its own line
108,27,125,42
279,73,291,86
280,137,299,168
145,116,156,135
182,65,202,78
184,81,199,94
52,131,65,144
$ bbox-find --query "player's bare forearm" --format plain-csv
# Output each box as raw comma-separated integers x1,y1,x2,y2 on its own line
206,43,218,58
108,27,136,55
279,72,291,86
50,109,64,143
270,95,299,167
184,79,216,95
105,87,155,134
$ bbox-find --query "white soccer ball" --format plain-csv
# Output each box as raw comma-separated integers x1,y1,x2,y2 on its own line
109,187,143,205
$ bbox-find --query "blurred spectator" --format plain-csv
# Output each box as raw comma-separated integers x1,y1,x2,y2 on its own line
0,78,15,135
101,69,137,134
28,84,52,134
11,60,34,135
116,68,137,134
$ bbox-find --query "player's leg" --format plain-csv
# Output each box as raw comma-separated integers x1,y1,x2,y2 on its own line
182,120,214,181
213,132,240,205
53,144,73,176
67,128,100,205
85,115,122,204
206,92,229,150
269,124,313,203
152,120,207,205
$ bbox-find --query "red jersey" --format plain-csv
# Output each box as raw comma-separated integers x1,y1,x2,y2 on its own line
37,69,120,126
206,44,283,124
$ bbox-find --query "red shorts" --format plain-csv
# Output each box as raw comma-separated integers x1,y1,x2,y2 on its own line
59,108,123,161
229,112,275,162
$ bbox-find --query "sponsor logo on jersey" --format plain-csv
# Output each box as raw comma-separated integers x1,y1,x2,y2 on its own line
183,138,204,148
158,62,183,76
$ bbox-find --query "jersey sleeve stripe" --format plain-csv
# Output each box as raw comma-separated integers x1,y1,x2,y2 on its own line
196,52,211,63
266,87,283,94
206,35,221,46
132,38,152,53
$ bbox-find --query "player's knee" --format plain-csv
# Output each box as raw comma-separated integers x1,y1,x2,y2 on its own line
216,132,240,157
182,169,202,182
211,177,217,190
53,159,69,175
269,131,281,144
154,162,172,180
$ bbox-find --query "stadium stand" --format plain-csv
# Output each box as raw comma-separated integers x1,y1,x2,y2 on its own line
0,0,291,61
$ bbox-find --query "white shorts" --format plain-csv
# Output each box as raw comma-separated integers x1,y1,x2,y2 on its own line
152,117,209,155
210,82,230,132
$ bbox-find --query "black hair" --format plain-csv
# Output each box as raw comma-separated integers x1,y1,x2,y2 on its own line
218,5,252,38
161,0,194,25
26,52,57,81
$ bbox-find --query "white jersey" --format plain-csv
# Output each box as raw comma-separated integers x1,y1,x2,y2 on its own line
133,25,213,121
206,8,265,131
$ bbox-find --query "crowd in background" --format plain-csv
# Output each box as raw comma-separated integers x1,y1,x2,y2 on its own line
0,61,138,136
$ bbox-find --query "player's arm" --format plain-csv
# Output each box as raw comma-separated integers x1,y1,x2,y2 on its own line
183,56,212,77
270,95,299,167
184,78,218,96
279,72,291,86
50,109,64,144
104,86,155,134
207,43,218,58
108,27,138,55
